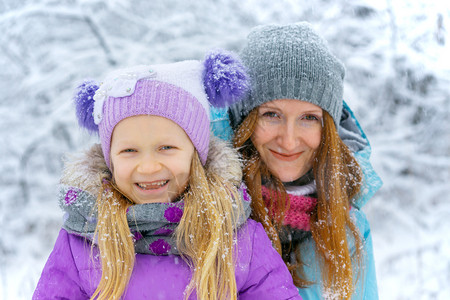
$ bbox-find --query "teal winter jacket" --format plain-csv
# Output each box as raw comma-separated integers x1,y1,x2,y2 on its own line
210,102,382,300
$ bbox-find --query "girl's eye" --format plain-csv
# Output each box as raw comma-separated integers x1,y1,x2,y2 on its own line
122,149,136,153
160,145,175,151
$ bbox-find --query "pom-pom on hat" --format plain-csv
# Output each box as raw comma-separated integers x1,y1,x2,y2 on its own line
74,50,248,169
74,80,99,133
203,49,249,107
229,22,345,129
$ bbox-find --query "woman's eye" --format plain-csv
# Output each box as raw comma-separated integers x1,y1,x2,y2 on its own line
301,114,319,121
261,111,280,118
298,114,322,128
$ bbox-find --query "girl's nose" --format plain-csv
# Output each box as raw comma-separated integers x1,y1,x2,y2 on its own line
137,154,162,174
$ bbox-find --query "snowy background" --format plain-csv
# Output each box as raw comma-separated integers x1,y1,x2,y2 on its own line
1,0,449,299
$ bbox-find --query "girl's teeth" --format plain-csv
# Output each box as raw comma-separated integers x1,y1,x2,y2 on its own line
137,181,167,190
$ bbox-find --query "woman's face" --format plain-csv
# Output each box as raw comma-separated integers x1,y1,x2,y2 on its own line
251,99,323,183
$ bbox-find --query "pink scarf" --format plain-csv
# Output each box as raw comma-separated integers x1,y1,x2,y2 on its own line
261,185,317,231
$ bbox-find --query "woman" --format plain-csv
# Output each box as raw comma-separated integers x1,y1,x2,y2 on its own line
224,23,382,299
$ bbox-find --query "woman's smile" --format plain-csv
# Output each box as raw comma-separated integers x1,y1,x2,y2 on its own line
269,149,303,162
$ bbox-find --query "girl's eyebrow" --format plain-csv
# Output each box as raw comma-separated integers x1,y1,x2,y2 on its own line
112,141,135,147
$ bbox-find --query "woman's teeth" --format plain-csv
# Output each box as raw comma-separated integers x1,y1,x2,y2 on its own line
137,180,168,190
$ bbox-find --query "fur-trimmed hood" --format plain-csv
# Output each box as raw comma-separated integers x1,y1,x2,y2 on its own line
58,134,249,255
60,134,243,197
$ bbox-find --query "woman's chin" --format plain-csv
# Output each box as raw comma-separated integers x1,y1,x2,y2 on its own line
270,169,300,183
278,175,301,183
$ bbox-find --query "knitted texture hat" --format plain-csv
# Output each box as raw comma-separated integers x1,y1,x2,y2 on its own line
229,22,345,128
74,50,249,168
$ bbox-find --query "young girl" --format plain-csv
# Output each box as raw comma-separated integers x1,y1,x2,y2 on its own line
33,51,301,299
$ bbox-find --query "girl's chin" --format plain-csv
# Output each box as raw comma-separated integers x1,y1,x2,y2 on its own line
131,188,185,204
131,196,172,204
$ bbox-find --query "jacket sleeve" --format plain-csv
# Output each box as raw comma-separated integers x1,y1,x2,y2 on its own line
297,208,379,299
239,220,302,300
33,228,89,300
352,208,379,299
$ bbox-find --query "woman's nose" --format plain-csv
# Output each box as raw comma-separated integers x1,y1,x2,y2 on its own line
278,122,298,152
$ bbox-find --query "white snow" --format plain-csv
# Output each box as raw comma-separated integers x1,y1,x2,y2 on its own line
1,0,449,299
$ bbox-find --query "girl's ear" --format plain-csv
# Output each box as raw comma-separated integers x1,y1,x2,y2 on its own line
74,80,100,133
202,49,250,108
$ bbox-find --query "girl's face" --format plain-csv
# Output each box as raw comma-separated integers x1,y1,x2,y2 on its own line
110,115,194,204
251,99,323,183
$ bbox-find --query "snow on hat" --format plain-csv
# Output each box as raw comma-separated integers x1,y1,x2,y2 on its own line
229,22,345,129
74,50,249,168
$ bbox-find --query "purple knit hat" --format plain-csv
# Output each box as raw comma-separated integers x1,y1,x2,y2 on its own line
74,50,249,169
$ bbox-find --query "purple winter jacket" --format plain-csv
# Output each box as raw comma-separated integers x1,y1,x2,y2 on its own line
33,219,300,299
33,138,301,299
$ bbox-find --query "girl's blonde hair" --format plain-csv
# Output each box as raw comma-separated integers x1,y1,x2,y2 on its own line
91,151,241,300
234,109,364,299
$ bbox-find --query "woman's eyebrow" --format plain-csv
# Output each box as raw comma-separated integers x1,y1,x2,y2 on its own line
300,109,323,114
259,104,281,110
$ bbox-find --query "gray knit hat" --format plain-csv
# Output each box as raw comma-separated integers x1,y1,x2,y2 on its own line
229,22,345,128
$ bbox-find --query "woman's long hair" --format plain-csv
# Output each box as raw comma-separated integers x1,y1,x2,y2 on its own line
91,151,241,300
232,109,285,255
234,108,364,299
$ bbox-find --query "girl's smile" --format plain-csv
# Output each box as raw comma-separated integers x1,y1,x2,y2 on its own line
134,179,169,196
136,180,169,190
